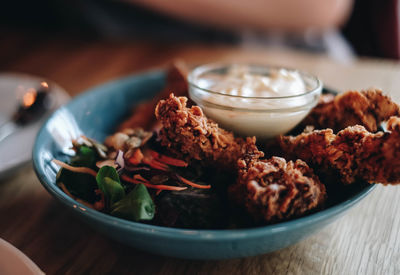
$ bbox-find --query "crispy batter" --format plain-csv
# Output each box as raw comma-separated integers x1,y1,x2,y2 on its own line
156,94,327,223
230,156,326,223
279,116,400,185
118,60,189,131
301,89,400,132
155,93,261,168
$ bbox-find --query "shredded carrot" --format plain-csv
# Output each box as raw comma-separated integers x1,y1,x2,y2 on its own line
149,150,188,167
149,150,161,159
151,159,169,169
121,175,187,191
128,148,144,165
177,175,211,189
133,174,149,183
60,183,75,198
142,158,168,171
156,189,163,196
60,183,95,209
52,159,97,177
127,179,150,185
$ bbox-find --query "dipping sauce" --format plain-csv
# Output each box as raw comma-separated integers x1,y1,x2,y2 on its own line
208,65,307,98
188,64,322,139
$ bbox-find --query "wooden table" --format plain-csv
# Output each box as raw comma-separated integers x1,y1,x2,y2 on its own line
1,32,400,274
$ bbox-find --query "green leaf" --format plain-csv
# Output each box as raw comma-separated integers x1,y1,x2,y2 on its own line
111,184,155,221
57,167,98,203
71,146,97,168
103,177,125,205
56,146,99,203
96,166,125,205
96,165,120,186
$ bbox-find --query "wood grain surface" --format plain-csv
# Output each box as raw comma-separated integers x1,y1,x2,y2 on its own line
1,31,400,275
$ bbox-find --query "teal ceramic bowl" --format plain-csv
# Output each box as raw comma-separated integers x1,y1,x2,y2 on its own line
32,70,375,259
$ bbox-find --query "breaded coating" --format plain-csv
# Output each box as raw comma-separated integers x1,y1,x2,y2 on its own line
279,116,400,185
155,93,262,168
156,94,327,223
230,156,326,223
301,89,400,132
118,60,189,131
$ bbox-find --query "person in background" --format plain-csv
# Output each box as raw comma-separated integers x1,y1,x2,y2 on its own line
83,0,355,61
128,0,353,32
11,0,400,60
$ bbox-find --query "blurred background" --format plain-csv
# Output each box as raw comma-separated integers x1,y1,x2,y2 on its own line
1,0,399,61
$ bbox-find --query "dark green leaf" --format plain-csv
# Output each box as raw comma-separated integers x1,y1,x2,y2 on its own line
111,184,155,221
56,167,98,203
56,146,99,203
96,166,125,205
71,146,97,168
96,165,120,185
103,177,125,205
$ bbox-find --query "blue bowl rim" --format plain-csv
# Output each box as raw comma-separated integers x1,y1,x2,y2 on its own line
32,69,376,242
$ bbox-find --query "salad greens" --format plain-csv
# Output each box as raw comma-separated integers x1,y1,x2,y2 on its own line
55,131,226,228
72,145,97,168
111,183,155,221
56,146,98,203
96,166,125,206
56,144,156,222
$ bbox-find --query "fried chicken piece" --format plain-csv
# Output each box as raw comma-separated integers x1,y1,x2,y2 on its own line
155,93,262,169
279,116,400,185
229,152,327,223
301,89,400,132
156,94,327,223
118,60,189,131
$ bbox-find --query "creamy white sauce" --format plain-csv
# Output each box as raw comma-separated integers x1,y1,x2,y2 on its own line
209,66,306,97
189,65,320,138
